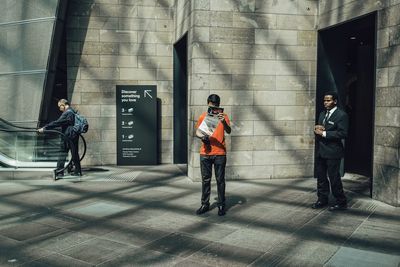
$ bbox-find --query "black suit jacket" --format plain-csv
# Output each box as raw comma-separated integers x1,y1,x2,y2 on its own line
316,108,349,159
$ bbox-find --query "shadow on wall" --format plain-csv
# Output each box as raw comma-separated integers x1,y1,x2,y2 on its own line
0,1,60,122
189,0,317,177
66,0,174,165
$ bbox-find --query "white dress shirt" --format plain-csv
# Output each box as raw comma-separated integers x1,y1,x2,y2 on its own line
322,106,337,138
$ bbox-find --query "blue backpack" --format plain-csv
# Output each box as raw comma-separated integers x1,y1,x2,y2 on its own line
70,110,89,134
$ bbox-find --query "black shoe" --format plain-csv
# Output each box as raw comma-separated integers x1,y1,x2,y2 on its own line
55,172,64,180
328,204,347,211
72,172,82,177
218,206,226,216
196,204,210,215
311,201,328,209
67,166,74,174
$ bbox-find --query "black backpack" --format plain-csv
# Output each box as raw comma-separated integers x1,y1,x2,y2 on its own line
69,110,89,134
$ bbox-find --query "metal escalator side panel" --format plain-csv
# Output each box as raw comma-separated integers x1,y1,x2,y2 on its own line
0,128,70,169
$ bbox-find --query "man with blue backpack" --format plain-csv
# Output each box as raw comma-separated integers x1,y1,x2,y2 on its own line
38,99,87,178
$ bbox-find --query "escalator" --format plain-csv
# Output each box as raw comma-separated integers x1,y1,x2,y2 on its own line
0,117,86,179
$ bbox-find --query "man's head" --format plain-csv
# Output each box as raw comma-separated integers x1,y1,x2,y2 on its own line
57,99,70,112
323,91,337,110
207,94,220,107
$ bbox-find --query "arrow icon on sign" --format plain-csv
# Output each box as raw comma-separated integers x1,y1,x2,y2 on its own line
144,90,153,98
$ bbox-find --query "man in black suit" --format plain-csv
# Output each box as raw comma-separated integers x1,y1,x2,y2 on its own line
313,91,348,211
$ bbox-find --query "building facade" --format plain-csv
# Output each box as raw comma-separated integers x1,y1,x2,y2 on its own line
0,0,398,206
67,0,400,207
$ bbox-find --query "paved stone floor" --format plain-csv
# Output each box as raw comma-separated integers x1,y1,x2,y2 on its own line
0,165,399,266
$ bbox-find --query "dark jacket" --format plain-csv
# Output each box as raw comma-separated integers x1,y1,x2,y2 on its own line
316,108,349,159
44,108,76,139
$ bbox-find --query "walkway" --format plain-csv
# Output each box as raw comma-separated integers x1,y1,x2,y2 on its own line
0,165,399,266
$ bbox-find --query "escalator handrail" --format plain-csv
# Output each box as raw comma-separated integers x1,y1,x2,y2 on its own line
0,117,35,130
0,128,73,172
0,117,87,162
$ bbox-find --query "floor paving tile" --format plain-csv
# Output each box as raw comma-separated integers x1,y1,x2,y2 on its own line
0,236,53,267
186,242,264,267
26,229,96,253
31,214,80,229
206,202,273,228
137,213,204,232
325,246,400,267
103,224,171,246
174,259,215,266
144,232,212,258
0,202,28,216
249,253,326,267
68,201,130,217
251,239,340,266
178,221,239,242
97,247,184,267
345,220,400,255
251,207,318,231
366,205,400,225
107,210,157,226
294,211,366,245
0,165,399,266
0,222,59,241
60,237,132,265
21,253,92,267
68,218,128,236
217,227,293,252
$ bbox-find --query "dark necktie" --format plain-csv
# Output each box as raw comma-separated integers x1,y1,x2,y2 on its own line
323,110,330,125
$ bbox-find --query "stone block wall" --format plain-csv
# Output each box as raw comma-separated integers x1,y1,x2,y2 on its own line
375,2,400,207
187,0,319,180
66,0,175,165
319,0,400,206
65,0,398,206
175,0,191,40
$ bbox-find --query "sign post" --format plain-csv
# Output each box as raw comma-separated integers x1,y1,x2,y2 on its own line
116,85,157,165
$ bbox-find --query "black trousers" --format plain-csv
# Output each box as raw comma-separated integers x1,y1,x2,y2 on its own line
57,136,81,175
200,155,226,207
315,156,346,205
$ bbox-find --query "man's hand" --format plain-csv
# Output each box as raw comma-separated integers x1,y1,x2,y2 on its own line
201,135,211,152
38,128,44,133
314,125,324,136
201,135,210,144
218,113,228,122
218,113,231,134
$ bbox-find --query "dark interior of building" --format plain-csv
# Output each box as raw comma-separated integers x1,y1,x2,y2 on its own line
173,33,188,164
317,13,376,195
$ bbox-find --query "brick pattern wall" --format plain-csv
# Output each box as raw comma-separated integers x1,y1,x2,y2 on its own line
187,0,319,180
66,0,174,165
175,0,191,40
66,0,398,207
319,0,400,206
375,2,400,206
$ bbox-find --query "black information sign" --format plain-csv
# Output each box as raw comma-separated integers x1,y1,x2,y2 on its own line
116,85,157,165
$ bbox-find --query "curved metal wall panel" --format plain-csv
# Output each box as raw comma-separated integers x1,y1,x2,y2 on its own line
0,0,59,122
0,0,58,23
0,21,53,73
0,74,46,121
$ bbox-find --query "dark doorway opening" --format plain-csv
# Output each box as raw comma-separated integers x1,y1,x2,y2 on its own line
173,33,188,164
316,13,376,196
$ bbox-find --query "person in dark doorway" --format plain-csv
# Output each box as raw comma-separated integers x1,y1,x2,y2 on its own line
195,94,231,216
313,91,348,211
38,99,82,178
